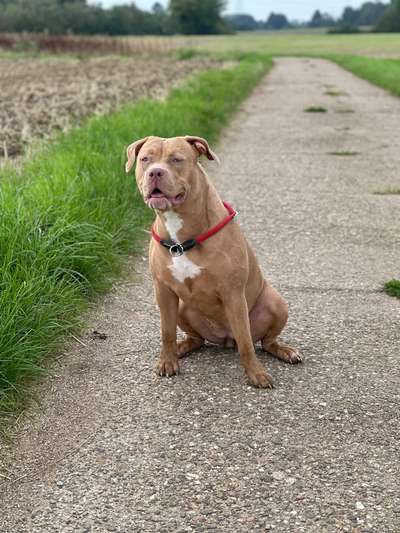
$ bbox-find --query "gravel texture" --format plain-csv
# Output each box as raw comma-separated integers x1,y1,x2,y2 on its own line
0,57,399,532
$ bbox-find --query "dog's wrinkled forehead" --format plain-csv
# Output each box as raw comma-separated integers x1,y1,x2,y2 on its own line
139,137,194,160
125,135,219,173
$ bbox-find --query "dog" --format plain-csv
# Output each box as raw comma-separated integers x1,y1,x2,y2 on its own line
126,135,301,388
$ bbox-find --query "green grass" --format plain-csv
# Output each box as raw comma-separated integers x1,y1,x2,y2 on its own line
0,53,272,432
304,106,327,113
328,151,360,156
190,31,400,58
324,90,348,96
190,31,400,98
384,280,400,299
374,188,400,195
326,55,400,98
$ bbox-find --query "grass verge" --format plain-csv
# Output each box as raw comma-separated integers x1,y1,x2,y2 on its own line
326,55,400,98
384,280,400,299
0,53,272,433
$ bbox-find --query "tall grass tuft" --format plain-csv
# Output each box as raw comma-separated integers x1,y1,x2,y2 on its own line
384,279,400,299
0,54,272,431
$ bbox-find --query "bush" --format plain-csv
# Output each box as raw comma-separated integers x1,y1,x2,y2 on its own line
328,25,361,34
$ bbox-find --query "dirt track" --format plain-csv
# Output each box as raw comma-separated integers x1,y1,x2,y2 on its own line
0,58,399,532
0,55,215,158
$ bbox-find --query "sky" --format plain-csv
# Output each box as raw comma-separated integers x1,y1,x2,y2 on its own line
95,1,368,22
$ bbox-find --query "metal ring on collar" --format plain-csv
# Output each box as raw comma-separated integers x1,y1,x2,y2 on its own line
169,243,185,257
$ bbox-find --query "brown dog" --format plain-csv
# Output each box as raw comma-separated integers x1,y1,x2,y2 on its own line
126,135,301,388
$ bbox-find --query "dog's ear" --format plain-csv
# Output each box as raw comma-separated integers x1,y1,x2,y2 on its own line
184,136,220,164
125,137,149,173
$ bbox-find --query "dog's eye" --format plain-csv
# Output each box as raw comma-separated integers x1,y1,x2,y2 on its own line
141,156,149,163
172,157,183,163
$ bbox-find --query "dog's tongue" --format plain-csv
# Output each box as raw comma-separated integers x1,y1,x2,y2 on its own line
151,189,165,198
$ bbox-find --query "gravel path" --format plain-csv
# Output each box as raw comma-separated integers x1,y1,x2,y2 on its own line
0,58,399,533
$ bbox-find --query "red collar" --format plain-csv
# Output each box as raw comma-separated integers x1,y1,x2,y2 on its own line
151,201,237,257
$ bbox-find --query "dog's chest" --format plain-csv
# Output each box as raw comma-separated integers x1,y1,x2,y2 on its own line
163,211,202,283
169,255,202,283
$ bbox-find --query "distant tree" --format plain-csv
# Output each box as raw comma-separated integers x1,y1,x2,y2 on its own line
308,9,335,27
57,0,86,4
169,0,228,34
339,2,387,27
341,7,358,26
375,0,400,30
62,2,106,34
309,9,323,27
1,0,65,33
0,0,223,35
152,2,164,15
225,13,259,31
150,1,172,33
357,2,387,25
265,12,290,30
106,4,154,35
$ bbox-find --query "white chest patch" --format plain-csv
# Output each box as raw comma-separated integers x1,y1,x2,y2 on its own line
163,211,202,283
169,255,202,283
164,210,183,242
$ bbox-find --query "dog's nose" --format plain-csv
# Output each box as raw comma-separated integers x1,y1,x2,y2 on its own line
148,167,166,179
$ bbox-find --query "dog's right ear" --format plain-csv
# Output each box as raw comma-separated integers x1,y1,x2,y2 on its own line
125,137,149,173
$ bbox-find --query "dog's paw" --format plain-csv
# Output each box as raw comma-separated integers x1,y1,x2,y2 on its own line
287,348,303,365
246,364,274,389
177,337,204,358
279,346,303,364
156,357,180,377
263,341,303,365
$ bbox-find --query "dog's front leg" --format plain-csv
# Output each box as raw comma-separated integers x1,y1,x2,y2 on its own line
224,292,274,389
154,280,180,377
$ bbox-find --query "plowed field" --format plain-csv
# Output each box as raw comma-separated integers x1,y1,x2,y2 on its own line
0,55,215,158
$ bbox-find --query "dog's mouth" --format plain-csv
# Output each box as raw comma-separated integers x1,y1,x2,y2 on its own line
149,187,164,198
146,187,186,209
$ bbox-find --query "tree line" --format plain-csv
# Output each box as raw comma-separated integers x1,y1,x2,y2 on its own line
0,0,228,35
0,0,399,35
229,2,399,32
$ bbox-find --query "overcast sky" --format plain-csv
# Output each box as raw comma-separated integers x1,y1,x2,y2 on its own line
95,1,367,22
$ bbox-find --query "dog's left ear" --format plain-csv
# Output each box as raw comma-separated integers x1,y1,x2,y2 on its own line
125,137,149,173
184,136,220,164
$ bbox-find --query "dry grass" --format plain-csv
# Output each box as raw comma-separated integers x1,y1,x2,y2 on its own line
0,33,187,55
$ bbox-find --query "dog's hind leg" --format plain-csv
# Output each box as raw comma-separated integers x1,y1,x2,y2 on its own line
251,283,302,364
177,302,205,358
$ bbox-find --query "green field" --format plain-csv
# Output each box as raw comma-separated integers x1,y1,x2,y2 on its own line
181,31,400,98
190,31,400,58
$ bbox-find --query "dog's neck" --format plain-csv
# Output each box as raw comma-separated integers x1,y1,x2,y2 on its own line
154,166,227,244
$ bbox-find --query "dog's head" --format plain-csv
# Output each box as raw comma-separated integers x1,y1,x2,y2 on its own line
125,136,219,210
